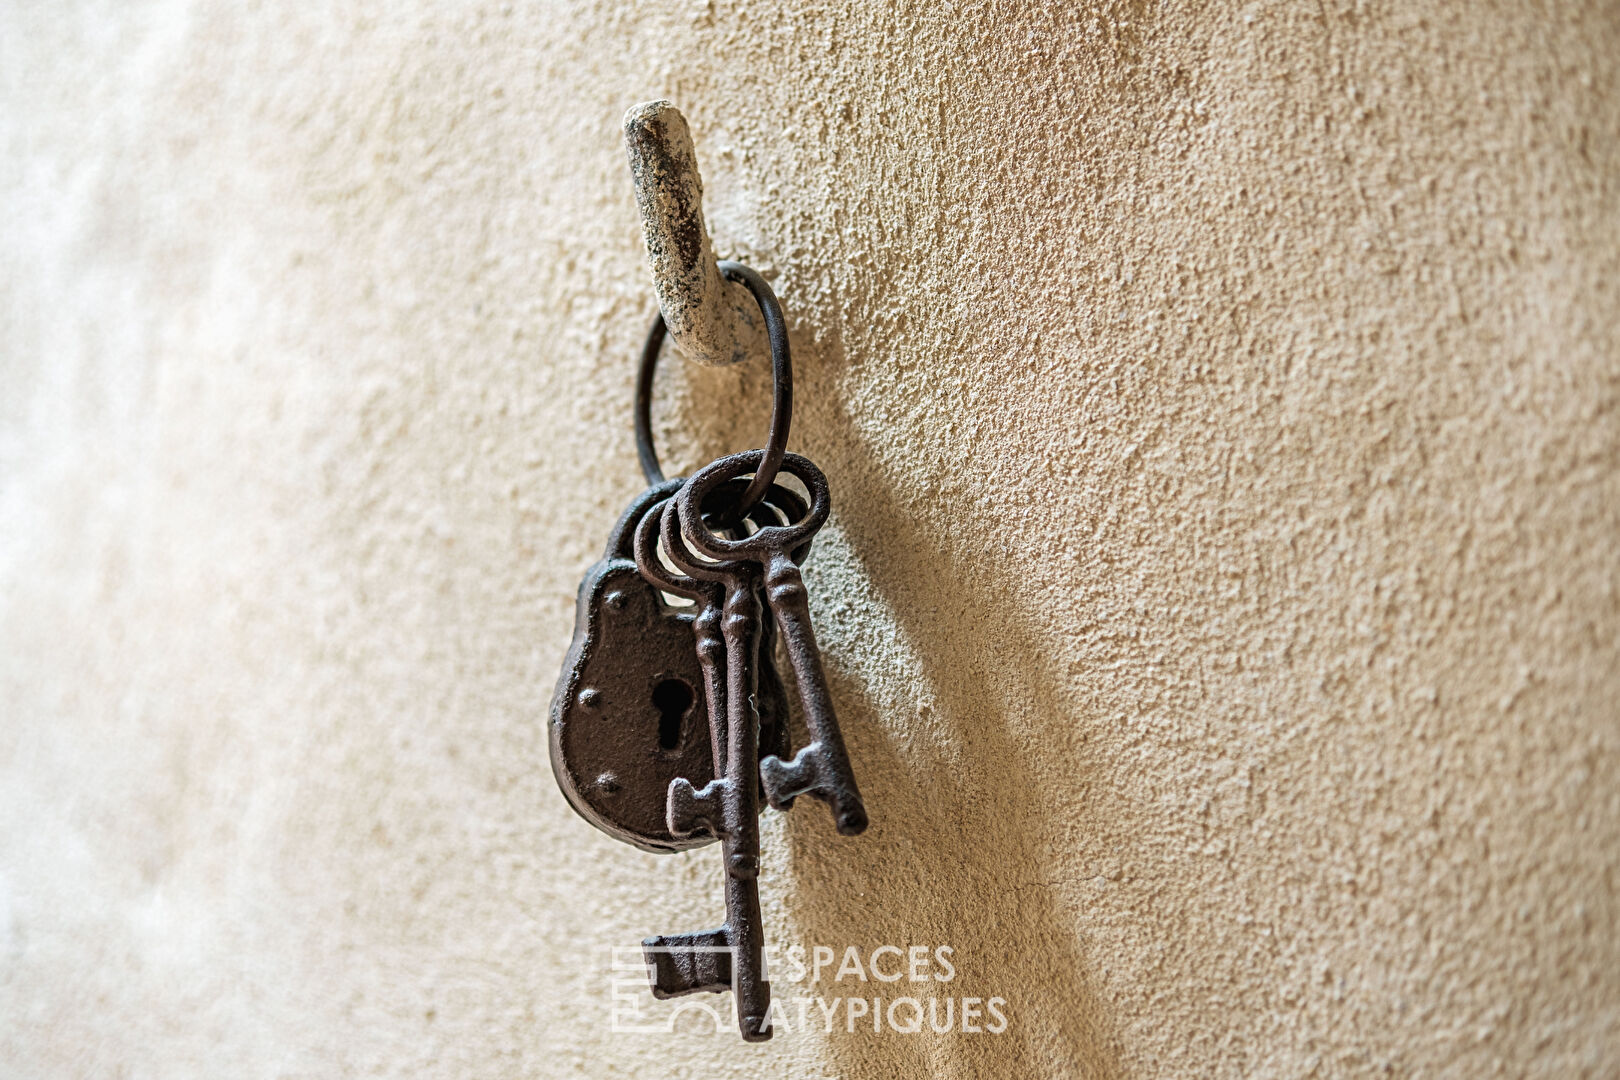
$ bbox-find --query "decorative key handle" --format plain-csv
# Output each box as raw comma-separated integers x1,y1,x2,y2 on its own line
547,221,867,1038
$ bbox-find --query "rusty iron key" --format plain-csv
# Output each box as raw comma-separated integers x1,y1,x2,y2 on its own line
643,493,774,1040
677,450,868,836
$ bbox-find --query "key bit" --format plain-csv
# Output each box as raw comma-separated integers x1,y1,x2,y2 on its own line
666,775,728,839
644,928,732,998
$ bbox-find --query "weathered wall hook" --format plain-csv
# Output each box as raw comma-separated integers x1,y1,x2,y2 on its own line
623,101,767,367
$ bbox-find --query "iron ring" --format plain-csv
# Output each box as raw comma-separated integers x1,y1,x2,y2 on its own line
633,261,793,524
676,450,829,562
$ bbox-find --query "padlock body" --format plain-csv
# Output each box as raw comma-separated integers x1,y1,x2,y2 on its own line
549,558,718,853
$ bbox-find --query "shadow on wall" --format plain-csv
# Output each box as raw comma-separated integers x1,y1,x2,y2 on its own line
736,329,1123,1078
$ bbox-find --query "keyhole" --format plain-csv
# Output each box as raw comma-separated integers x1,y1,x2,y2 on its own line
652,678,693,751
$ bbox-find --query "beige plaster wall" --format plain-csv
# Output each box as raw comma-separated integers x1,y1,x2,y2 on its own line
3,2,1617,1077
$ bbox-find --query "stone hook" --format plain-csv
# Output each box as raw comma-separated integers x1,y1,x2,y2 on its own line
623,101,766,367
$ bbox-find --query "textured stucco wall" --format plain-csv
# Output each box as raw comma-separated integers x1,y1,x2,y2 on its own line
3,2,1617,1077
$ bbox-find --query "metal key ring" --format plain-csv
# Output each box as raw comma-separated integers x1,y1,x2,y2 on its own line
634,497,712,601
656,476,812,584
636,482,815,600
634,261,793,525
677,450,829,562
630,479,796,597
659,491,749,585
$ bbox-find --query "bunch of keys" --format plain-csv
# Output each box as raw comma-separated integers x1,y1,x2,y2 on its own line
548,262,867,1042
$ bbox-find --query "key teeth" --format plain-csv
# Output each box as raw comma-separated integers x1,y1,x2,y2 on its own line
760,744,868,835
758,749,815,809
643,929,732,998
667,777,726,838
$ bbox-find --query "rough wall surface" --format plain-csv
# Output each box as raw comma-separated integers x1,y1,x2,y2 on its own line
3,2,1617,1077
